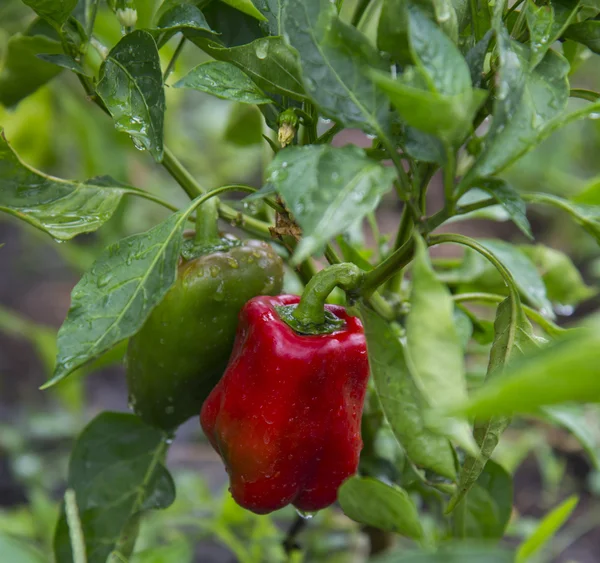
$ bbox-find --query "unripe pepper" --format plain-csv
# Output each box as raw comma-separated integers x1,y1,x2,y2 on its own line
201,264,369,514
127,199,284,431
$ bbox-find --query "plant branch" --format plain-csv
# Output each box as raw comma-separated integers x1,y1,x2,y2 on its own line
283,515,308,554
422,197,497,233
361,238,415,298
163,36,186,82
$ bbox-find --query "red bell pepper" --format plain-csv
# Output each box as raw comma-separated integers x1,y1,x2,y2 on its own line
200,293,369,515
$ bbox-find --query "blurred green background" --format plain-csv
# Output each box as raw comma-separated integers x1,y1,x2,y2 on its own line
2,0,600,561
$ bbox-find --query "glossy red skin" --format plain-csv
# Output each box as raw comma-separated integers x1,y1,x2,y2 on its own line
200,295,369,515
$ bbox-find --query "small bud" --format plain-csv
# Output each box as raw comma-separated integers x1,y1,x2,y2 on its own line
277,108,299,148
117,7,138,28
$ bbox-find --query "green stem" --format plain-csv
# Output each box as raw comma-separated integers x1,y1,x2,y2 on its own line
361,238,415,298
469,0,480,41
126,189,179,212
380,135,411,194
388,206,414,294
443,143,457,212
315,122,343,144
570,89,600,102
195,196,220,244
163,36,186,82
427,233,519,301
292,264,364,326
84,0,101,55
452,292,567,337
65,490,87,563
162,146,205,199
422,196,497,233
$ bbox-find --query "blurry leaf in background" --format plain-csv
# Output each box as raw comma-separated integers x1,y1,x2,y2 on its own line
223,103,264,146
541,404,600,470
54,412,174,563
515,495,578,563
458,460,513,540
131,541,193,563
454,322,600,418
476,240,554,317
0,533,46,563
565,20,600,55
97,31,165,161
36,53,89,75
373,543,515,562
174,61,273,104
266,144,395,264
0,19,63,108
338,476,423,539
519,244,597,309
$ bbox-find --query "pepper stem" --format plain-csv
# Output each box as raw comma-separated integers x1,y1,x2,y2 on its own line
285,263,364,333
194,197,221,245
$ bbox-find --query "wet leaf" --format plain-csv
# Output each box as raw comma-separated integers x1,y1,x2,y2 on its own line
339,476,423,539
174,61,272,103
378,0,411,65
47,211,189,386
97,31,165,162
282,0,389,135
189,36,306,101
219,0,267,21
266,145,395,263
53,412,174,563
0,24,63,107
22,0,78,27
564,20,600,54
0,133,127,240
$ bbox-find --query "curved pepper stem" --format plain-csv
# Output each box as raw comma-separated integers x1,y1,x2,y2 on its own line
195,196,221,246
281,263,364,334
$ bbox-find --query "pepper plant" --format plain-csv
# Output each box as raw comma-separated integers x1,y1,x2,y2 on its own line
2,0,600,560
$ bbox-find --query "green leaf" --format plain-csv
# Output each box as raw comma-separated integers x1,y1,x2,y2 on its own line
361,306,457,480
525,0,554,69
526,192,600,244
473,178,533,239
202,0,265,47
448,298,535,512
253,0,281,35
53,412,174,563
266,145,395,264
0,133,127,240
407,237,468,409
223,103,265,146
371,72,486,142
0,26,63,107
154,1,216,37
46,211,189,386
174,61,272,103
466,30,493,88
378,0,411,65
373,544,514,563
515,496,578,563
519,244,597,308
0,534,46,563
479,240,553,316
132,541,193,563
189,36,306,101
456,323,600,418
541,405,600,470
21,0,78,27
282,0,389,135
218,0,267,21
36,53,89,75
374,5,485,142
407,5,471,95
465,35,571,182
454,307,473,351
407,237,475,454
564,20,600,54
404,127,446,164
338,476,423,539
96,31,165,162
337,236,374,270
458,460,513,539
